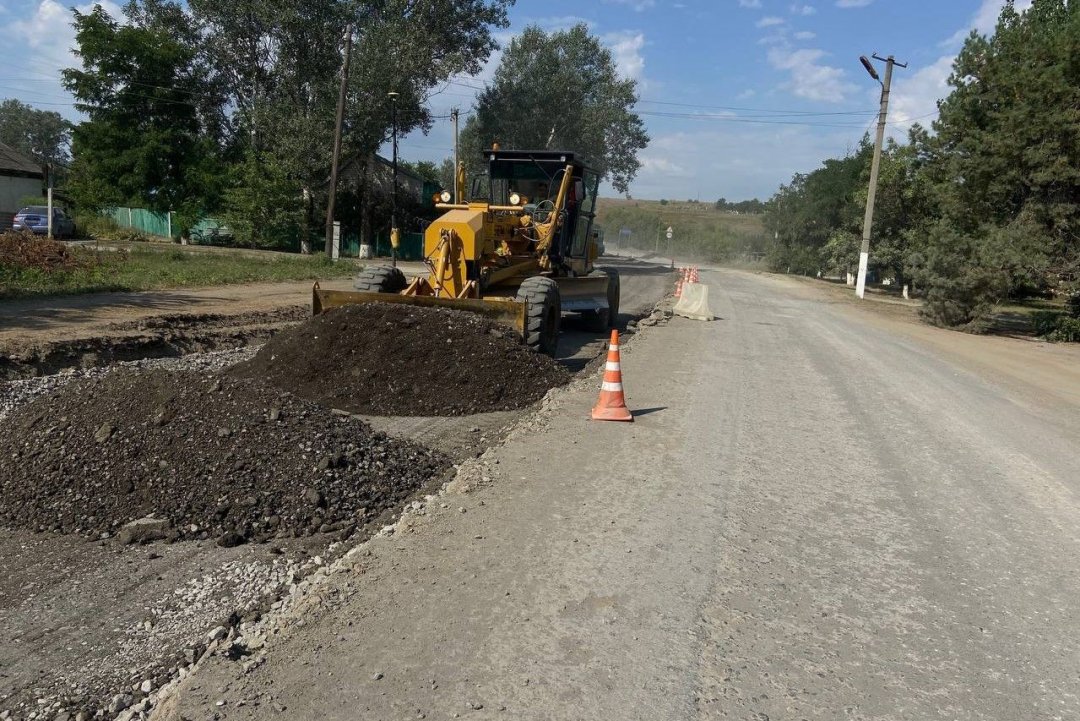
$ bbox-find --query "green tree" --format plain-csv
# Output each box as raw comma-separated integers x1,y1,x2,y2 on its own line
0,99,73,174
915,0,1080,326
189,0,511,249
460,24,649,194
62,2,226,235
764,138,871,275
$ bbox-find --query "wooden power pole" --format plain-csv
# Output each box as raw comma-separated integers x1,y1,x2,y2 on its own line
325,24,354,256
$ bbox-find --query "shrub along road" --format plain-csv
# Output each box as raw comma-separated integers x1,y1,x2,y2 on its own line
163,268,1080,720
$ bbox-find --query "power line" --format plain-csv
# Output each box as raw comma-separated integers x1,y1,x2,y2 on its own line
636,98,877,116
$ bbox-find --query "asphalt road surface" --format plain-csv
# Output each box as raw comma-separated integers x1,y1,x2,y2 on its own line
166,267,1080,720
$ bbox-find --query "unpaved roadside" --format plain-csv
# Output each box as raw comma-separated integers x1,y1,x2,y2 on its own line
0,257,673,721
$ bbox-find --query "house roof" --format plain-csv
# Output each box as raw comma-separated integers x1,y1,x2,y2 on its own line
0,141,44,178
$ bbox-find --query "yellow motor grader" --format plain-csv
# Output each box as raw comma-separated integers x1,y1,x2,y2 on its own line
312,148,619,355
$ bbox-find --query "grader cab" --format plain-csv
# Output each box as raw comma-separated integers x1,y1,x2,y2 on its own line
313,148,619,355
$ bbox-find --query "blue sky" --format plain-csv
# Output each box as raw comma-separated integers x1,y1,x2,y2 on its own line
0,0,1031,200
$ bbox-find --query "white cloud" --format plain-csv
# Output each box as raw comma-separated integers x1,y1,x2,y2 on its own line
600,0,655,11
756,16,785,28
603,31,647,82
794,30,817,40
768,47,855,103
790,3,817,16
836,0,873,7
738,0,763,7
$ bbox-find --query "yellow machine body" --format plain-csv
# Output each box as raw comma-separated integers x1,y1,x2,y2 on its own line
312,149,612,346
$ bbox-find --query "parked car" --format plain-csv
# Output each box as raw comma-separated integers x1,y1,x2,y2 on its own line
12,206,77,238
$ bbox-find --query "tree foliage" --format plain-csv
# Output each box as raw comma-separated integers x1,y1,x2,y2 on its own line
0,99,73,173
58,0,511,246
460,24,649,194
62,2,226,233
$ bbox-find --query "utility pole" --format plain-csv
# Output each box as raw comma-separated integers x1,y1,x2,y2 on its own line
389,91,400,267
855,53,906,299
451,108,460,203
325,23,353,256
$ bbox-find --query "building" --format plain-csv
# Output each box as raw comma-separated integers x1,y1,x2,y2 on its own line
0,141,44,231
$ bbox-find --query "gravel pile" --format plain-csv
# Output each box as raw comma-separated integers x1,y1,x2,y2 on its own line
229,303,571,416
0,369,446,544
0,347,258,423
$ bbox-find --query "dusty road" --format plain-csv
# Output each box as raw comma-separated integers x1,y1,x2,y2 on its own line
163,268,1080,720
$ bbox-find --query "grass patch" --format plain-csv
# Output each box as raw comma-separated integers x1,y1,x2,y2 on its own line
0,234,357,299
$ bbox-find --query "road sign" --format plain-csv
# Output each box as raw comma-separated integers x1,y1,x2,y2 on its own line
666,226,673,240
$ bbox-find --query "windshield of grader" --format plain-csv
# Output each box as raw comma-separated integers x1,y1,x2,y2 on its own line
487,157,600,259
489,159,566,206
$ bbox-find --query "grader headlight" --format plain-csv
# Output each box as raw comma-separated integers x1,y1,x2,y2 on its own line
509,192,522,206
439,190,452,203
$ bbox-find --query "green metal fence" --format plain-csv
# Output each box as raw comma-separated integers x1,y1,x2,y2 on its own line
104,205,424,258
106,207,176,239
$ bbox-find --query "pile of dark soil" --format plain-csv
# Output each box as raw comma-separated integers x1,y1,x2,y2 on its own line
229,303,571,416
0,369,445,544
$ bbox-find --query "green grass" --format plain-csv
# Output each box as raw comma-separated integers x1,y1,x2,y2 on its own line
596,198,769,263
0,245,358,299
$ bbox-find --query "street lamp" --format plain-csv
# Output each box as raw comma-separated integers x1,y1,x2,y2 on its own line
388,90,400,267
854,53,905,299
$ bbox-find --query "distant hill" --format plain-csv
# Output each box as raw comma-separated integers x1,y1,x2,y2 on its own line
595,198,769,264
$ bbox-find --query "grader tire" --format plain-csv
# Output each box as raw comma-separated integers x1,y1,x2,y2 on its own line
516,276,561,356
582,267,621,331
354,265,407,293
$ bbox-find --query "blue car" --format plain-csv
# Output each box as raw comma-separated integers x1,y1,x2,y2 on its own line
12,206,77,238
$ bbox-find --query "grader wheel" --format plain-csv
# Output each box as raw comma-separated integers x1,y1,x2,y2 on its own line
516,276,561,356
354,265,407,293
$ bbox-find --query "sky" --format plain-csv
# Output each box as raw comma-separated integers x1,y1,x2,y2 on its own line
0,0,1033,200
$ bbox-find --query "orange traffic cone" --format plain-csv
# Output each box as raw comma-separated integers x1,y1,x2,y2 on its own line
591,330,633,422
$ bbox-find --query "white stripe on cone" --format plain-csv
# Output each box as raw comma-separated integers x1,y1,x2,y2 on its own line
601,381,623,392
606,362,621,371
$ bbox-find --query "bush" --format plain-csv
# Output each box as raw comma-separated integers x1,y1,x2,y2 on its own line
1052,316,1080,342
914,224,1007,331
1031,310,1080,342
74,213,150,242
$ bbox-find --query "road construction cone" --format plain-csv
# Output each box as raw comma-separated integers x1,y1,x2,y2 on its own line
591,330,633,422
690,267,699,283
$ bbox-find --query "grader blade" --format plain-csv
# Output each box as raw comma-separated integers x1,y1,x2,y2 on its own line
312,283,528,340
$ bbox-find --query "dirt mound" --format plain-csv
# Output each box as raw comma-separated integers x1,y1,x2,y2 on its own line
229,303,571,416
0,369,445,543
